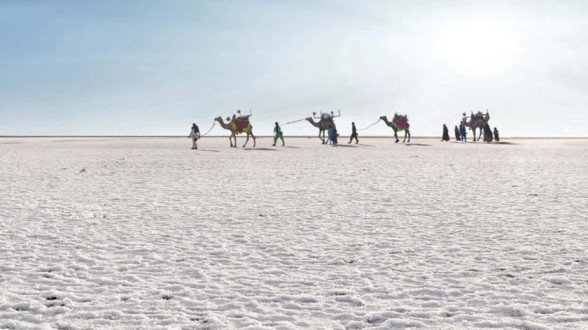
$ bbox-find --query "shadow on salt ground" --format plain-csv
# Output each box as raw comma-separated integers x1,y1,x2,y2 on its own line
284,146,301,149
197,149,221,152
452,141,517,145
332,144,357,148
52,139,111,143
244,148,277,151
405,143,431,147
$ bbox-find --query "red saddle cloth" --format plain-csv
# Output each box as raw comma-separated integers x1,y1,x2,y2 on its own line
231,117,251,133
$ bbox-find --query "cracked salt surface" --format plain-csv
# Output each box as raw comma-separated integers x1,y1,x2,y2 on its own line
1,137,587,329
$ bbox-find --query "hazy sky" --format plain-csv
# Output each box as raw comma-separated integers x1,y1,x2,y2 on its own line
1,0,587,136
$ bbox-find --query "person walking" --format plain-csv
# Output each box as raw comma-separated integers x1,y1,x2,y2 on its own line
483,123,493,142
327,125,338,145
459,123,467,142
272,122,285,146
348,122,359,144
189,123,200,149
454,125,461,141
442,124,450,142
494,127,500,142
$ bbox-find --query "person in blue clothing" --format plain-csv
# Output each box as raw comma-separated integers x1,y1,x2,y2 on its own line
459,123,467,143
327,124,338,145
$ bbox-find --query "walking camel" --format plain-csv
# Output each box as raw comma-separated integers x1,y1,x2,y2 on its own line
306,111,339,144
462,111,490,142
214,115,256,148
380,114,411,143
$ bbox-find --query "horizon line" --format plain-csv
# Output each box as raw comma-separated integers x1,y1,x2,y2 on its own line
1,136,588,140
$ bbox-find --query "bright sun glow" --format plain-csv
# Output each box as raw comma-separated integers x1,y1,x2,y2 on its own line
439,21,520,76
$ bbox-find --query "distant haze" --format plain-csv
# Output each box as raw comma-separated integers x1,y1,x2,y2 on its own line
1,1,587,136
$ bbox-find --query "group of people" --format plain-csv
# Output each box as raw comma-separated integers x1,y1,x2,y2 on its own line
442,123,469,142
190,120,501,149
441,123,500,142
189,121,361,149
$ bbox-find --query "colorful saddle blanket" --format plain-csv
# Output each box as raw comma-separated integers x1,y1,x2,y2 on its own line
230,118,251,134
392,114,410,130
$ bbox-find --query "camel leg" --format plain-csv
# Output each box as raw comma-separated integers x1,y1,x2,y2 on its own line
251,131,256,147
407,130,411,143
243,134,249,147
229,135,234,147
320,131,325,144
403,131,407,143
394,130,399,143
232,134,237,148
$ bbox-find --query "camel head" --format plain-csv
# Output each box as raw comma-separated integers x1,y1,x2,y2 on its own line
214,116,226,123
379,116,387,121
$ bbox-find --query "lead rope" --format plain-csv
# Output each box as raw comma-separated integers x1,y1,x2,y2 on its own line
284,118,307,125
200,121,216,136
358,118,381,131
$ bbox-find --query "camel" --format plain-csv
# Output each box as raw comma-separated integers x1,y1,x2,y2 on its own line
380,114,411,143
214,116,256,148
306,111,339,144
462,111,490,142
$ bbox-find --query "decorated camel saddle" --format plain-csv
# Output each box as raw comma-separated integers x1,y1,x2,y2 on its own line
320,112,336,126
470,111,489,122
316,111,340,123
392,113,410,131
228,110,253,134
473,111,485,119
230,116,252,134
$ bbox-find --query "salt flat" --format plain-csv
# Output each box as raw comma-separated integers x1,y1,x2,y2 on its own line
1,137,587,329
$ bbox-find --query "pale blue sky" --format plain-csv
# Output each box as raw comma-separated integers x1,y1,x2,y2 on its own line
1,0,587,136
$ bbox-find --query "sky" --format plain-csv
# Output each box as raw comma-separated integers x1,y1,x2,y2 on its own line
1,0,587,136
